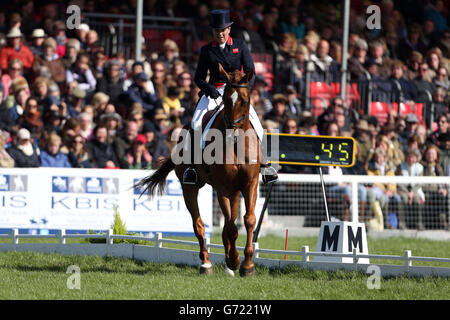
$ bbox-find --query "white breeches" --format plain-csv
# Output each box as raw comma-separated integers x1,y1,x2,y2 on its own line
191,85,264,142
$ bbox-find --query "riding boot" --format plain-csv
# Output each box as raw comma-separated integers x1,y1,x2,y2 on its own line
183,128,198,185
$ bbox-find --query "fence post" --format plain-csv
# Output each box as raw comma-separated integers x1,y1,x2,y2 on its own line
404,250,412,272
302,245,309,263
351,180,359,223
11,228,19,244
106,229,114,245
205,237,210,253
155,232,163,248
253,242,259,259
58,229,66,245
352,248,359,266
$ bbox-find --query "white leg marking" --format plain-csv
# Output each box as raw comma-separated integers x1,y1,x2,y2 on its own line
224,266,235,277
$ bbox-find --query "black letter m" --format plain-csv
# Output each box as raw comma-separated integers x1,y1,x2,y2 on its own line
348,226,363,252
321,225,340,251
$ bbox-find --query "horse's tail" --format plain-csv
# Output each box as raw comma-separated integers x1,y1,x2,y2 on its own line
135,157,175,199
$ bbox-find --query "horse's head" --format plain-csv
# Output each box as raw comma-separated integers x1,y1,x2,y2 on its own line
219,63,254,129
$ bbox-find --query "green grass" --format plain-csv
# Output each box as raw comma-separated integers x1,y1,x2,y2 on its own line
0,234,449,299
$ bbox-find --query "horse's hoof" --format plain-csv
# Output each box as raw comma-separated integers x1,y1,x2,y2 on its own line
200,263,213,275
239,266,255,277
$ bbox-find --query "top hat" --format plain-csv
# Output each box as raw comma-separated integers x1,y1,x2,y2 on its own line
210,9,234,29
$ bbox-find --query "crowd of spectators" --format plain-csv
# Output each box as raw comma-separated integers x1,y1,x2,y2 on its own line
0,0,449,230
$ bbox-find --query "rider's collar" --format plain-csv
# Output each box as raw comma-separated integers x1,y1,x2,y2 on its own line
212,36,233,47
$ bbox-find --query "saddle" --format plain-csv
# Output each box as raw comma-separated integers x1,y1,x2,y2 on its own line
200,103,225,149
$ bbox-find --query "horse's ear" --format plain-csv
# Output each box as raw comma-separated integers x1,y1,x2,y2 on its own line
244,69,255,83
218,63,231,83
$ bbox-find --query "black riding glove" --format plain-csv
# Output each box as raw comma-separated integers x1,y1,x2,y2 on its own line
208,87,221,99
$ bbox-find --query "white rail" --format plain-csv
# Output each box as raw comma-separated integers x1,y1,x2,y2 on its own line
0,229,449,277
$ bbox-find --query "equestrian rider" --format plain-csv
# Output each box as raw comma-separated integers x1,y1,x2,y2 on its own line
182,9,278,185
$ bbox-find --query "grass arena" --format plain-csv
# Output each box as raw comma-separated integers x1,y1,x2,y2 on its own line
0,232,449,300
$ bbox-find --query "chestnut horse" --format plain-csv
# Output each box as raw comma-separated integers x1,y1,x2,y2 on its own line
136,64,259,277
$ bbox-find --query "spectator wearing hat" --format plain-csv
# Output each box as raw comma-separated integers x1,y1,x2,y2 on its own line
52,20,68,58
396,148,425,230
152,108,170,136
64,86,86,118
403,51,423,81
29,29,46,57
0,28,34,73
65,52,97,93
40,132,72,168
96,59,124,106
87,124,120,169
32,37,66,84
348,38,368,80
6,128,41,167
398,114,420,152
263,94,294,130
252,75,273,112
124,71,159,118
61,39,81,70
76,23,90,50
381,123,405,167
123,133,152,169
354,119,374,167
158,39,180,72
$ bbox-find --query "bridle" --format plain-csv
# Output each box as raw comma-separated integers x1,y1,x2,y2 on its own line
221,82,250,129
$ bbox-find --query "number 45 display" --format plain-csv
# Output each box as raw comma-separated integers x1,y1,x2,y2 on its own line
265,133,356,167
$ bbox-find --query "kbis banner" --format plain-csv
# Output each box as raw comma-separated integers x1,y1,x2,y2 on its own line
0,168,213,236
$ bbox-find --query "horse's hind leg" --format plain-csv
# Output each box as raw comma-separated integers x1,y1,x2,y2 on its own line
182,185,212,275
239,180,258,277
217,191,240,271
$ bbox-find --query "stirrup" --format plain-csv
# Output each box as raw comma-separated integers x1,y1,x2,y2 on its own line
261,166,278,185
183,167,197,185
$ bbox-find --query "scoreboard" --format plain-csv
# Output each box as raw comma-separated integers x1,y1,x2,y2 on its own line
264,133,356,167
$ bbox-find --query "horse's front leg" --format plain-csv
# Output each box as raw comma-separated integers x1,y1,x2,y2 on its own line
182,185,212,275
217,191,240,272
239,180,259,277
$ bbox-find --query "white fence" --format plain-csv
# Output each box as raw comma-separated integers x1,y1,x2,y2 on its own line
1,229,449,278
258,174,450,230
